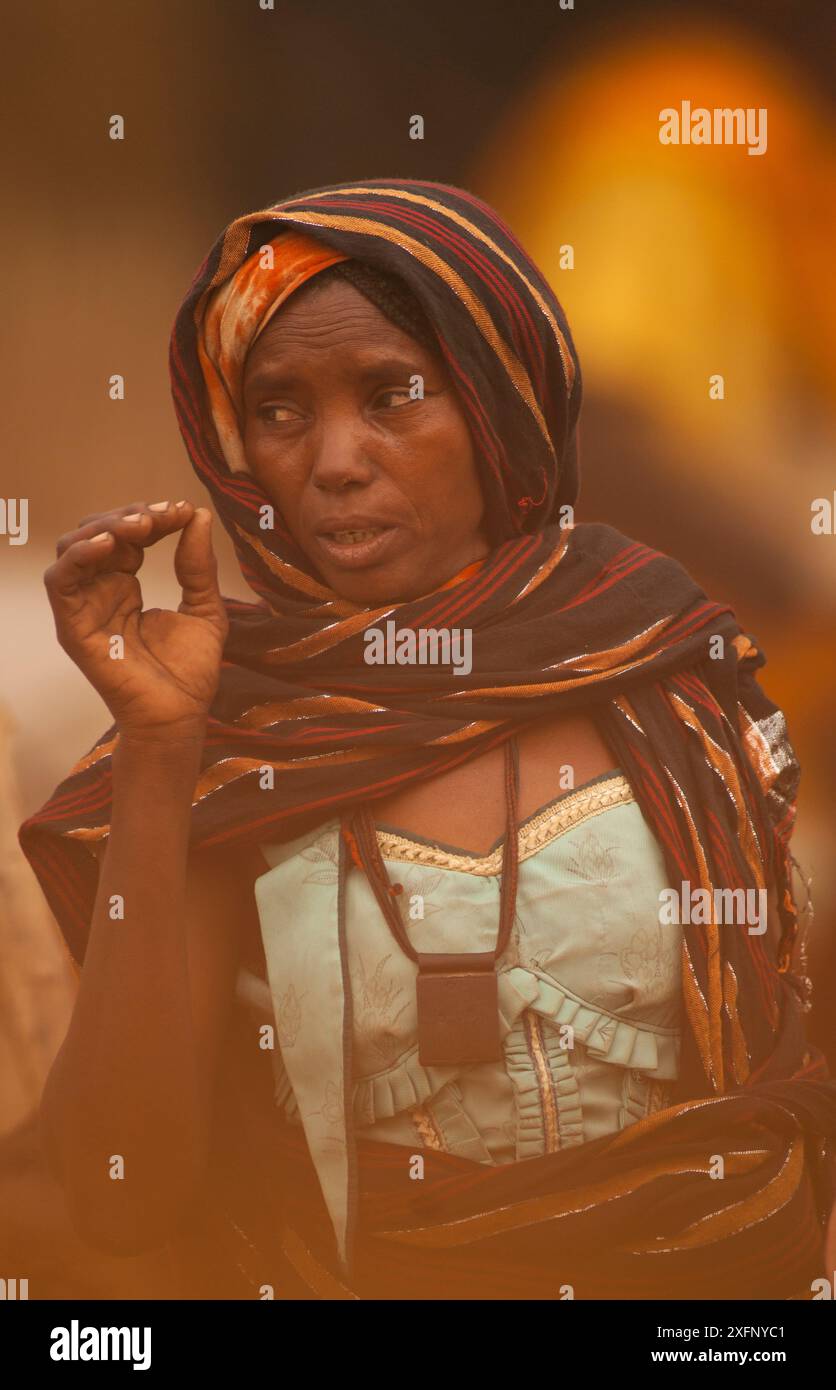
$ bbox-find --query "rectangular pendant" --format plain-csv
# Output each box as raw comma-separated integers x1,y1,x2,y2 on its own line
416,968,503,1067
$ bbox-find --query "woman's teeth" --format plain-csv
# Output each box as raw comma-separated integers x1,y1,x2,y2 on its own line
330,528,384,543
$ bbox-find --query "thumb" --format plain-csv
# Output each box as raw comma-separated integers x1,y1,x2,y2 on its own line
174,508,224,619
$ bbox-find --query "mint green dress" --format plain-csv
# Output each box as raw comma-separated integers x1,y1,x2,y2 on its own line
235,770,682,1266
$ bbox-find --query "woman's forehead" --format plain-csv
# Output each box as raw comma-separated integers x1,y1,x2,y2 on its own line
244,281,437,375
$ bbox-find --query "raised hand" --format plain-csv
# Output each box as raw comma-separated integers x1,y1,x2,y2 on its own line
44,500,229,742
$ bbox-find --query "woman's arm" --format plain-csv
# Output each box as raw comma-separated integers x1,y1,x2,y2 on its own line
39,733,247,1256
36,498,236,1255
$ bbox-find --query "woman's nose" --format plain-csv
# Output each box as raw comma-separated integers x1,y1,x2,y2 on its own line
309,417,377,490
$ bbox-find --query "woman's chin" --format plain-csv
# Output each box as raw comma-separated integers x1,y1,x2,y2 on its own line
306,547,429,606
327,571,420,607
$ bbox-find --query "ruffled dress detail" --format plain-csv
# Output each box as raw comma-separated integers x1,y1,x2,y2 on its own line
242,771,683,1262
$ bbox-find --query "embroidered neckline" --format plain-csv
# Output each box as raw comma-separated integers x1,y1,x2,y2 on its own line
374,772,634,875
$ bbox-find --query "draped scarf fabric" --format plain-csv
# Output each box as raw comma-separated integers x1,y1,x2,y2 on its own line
19,178,836,1291
196,228,352,476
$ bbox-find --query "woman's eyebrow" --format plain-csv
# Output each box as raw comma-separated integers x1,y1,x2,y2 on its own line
244,354,427,396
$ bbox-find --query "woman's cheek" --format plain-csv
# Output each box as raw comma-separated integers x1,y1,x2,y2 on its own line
246,436,302,495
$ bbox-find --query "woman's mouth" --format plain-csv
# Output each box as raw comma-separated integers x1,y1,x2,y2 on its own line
331,528,383,544
315,524,400,568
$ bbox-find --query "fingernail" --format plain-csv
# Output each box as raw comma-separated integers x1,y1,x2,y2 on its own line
90,531,112,542
174,500,188,508
123,512,144,522
148,501,170,511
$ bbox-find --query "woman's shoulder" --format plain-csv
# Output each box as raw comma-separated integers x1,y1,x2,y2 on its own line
567,520,706,595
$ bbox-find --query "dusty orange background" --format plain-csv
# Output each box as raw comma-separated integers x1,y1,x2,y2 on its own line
0,0,833,1297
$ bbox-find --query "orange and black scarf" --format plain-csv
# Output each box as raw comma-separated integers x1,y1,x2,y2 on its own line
19,178,836,1293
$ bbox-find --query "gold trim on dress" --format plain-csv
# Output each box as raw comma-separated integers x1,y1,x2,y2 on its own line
523,1011,561,1152
374,773,634,875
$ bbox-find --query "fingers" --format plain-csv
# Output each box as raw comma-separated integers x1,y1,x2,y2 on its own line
174,508,226,623
46,501,202,618
55,500,196,560
43,532,136,644
45,531,117,599
45,500,224,636
74,502,147,529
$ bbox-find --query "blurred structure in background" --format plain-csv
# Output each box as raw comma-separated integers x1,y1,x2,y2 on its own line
473,13,836,1065
1,0,833,1296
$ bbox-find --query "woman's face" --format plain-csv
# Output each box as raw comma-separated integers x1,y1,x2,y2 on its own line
241,278,489,605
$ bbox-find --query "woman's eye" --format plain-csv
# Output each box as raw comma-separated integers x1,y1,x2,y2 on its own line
257,390,421,422
260,404,297,423
378,388,416,409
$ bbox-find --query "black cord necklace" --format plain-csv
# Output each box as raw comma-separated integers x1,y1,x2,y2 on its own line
342,734,520,1067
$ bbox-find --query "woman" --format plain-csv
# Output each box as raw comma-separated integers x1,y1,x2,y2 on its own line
22,177,836,1300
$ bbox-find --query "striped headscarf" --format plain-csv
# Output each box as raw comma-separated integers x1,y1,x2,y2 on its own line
20,177,830,1125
